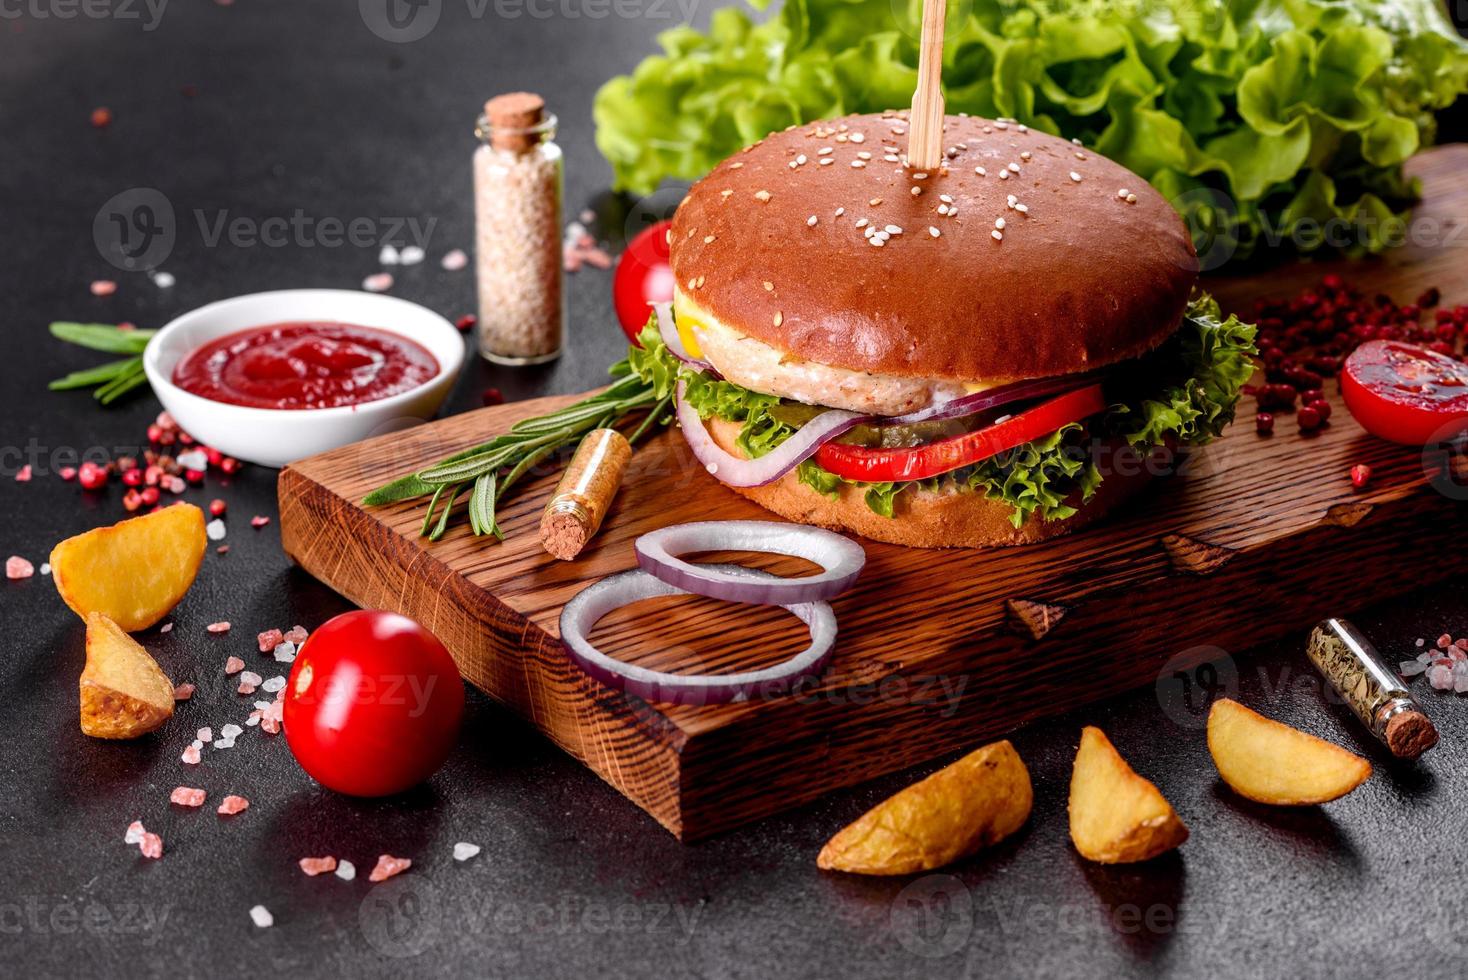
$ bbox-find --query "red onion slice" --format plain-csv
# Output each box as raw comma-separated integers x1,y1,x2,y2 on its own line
884,373,1104,426
559,565,837,706
653,303,714,372
675,380,864,487
636,520,865,605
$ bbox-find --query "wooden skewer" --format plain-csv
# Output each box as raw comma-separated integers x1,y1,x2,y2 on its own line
907,0,947,171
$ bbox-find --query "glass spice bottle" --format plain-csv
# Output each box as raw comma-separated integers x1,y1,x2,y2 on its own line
473,92,564,364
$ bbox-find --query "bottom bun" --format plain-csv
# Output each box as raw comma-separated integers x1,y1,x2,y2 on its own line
704,417,1155,549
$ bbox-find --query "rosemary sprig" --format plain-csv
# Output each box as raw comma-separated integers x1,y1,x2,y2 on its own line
365,329,677,542
47,322,158,405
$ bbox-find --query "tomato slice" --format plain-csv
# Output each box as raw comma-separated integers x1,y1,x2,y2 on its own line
816,384,1107,482
1341,340,1468,445
613,220,675,343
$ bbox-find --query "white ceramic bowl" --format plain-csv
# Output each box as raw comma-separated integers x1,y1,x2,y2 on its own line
143,289,465,468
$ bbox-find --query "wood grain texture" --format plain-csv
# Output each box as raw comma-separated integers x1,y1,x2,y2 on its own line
280,146,1468,840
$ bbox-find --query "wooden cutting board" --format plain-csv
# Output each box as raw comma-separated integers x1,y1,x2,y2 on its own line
280,146,1468,840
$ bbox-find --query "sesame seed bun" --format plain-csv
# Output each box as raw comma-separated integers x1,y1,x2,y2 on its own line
704,418,1156,549
669,112,1197,387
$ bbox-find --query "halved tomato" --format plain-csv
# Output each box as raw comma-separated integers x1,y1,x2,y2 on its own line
613,220,674,343
1341,341,1468,445
816,384,1107,483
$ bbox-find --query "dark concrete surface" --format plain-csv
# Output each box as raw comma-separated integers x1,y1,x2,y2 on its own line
2,3,1467,978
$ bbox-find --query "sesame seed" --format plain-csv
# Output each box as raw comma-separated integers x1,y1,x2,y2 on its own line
998,170,1009,180
983,126,992,134
911,186,922,196
818,147,833,156
939,194,953,203
870,237,884,247
975,167,986,176
992,230,1004,241
796,154,807,165
855,218,869,228
820,158,834,166
788,160,798,169
720,189,732,198
836,133,848,143
1020,151,1031,161
885,225,902,235
864,226,875,238
1126,193,1137,204
703,235,715,244
892,126,905,135
773,311,783,326
1006,194,1017,206
730,162,744,169
1070,171,1082,182
687,277,696,290
994,217,1006,230
929,226,940,238
1018,124,1028,133
1007,163,1020,173
947,209,958,218
912,172,928,180
851,160,866,168
834,207,844,217
807,215,818,227
1071,138,1082,145
695,276,705,288
1014,203,1028,213
857,151,871,161
755,190,771,202
994,121,1008,130
762,281,774,291
885,154,901,163
850,132,865,143
1118,188,1129,198
937,204,949,216
869,198,882,206
1075,152,1087,160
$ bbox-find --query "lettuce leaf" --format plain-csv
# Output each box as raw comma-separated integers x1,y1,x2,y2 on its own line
629,294,1256,526
594,0,1468,263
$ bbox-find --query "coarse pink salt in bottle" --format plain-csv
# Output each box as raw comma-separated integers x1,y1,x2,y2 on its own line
473,92,565,365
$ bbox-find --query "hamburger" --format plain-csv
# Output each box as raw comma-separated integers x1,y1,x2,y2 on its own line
629,112,1256,548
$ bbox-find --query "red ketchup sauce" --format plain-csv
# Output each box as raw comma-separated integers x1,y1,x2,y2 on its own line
172,322,439,410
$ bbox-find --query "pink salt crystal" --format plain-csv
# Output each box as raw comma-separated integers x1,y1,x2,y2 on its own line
181,744,201,765
257,629,284,653
6,556,35,579
170,786,207,807
225,656,245,675
1456,638,1468,651
161,623,174,634
581,246,613,270
440,248,468,271
362,272,393,293
284,626,308,645
15,465,31,482
139,832,163,859
369,855,411,882
1427,664,1454,690
240,670,263,686
125,820,145,844
237,682,257,696
260,715,281,735
250,515,271,528
207,621,231,634
298,856,338,876
217,795,249,815
1438,634,1452,649
90,279,118,297
197,727,213,742
173,681,194,700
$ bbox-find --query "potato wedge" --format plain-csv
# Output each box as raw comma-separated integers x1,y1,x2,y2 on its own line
817,740,1032,875
1069,726,1188,864
80,613,175,739
51,503,206,631
1207,699,1371,805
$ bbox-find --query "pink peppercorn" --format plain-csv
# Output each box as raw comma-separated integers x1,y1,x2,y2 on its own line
1256,412,1274,435
1350,464,1372,489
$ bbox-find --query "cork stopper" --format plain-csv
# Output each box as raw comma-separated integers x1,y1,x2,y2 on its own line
1384,709,1438,760
484,92,546,153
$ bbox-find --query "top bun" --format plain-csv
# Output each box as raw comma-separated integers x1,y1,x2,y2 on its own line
669,112,1198,384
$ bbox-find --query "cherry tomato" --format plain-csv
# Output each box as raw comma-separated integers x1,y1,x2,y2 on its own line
613,219,674,342
1341,340,1468,445
283,610,464,797
816,384,1107,483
